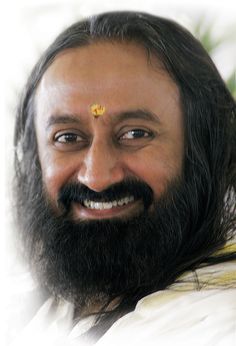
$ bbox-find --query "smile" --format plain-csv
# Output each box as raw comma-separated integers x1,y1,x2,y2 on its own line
72,195,142,220
83,196,135,210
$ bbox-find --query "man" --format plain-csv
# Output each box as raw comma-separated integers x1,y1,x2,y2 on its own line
13,11,235,345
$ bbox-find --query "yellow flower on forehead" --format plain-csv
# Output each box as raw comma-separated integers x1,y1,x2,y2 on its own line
90,104,106,118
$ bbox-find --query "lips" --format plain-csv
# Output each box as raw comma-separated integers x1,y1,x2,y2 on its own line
58,181,154,218
72,195,142,221
83,196,135,210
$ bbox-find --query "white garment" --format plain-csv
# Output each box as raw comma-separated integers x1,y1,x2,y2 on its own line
94,289,236,346
8,247,236,346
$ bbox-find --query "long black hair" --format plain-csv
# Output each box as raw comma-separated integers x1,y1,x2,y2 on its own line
14,11,236,341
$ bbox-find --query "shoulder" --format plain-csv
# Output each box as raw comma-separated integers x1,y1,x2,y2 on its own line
97,288,236,346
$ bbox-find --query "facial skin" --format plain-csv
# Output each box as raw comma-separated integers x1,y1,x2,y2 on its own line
35,41,184,221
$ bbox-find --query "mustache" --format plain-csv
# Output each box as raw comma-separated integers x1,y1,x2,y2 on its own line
58,179,154,212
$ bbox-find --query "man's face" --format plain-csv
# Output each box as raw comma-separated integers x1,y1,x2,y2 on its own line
35,42,184,220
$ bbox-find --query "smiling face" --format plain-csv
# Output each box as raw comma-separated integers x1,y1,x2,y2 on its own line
35,41,184,221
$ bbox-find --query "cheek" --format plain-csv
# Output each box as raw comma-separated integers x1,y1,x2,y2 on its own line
126,149,183,197
39,151,78,202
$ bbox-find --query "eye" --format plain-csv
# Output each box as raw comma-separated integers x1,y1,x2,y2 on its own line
119,129,153,140
53,131,88,151
54,132,84,144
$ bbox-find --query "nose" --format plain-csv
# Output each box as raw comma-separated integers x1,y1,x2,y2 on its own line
77,139,125,192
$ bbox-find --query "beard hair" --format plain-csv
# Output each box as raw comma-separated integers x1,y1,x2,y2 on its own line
24,174,190,312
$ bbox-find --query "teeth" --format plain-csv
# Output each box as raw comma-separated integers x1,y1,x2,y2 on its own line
83,196,134,210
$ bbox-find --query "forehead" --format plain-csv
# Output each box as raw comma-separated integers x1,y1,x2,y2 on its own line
41,41,162,84
35,41,181,125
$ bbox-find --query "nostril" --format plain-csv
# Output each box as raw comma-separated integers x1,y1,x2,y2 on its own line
77,141,125,191
77,164,125,192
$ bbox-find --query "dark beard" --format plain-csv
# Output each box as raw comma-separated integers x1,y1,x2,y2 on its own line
27,176,189,312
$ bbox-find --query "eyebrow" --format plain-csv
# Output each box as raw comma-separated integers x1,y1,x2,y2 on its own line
46,114,82,129
46,108,161,129
113,109,161,125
